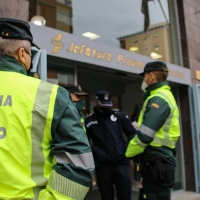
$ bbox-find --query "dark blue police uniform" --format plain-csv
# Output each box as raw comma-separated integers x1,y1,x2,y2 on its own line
85,91,136,200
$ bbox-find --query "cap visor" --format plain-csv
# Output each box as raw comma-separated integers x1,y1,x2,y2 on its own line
138,72,144,76
31,41,40,49
74,92,88,96
98,100,113,107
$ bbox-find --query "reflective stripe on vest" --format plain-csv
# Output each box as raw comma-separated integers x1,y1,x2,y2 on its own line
138,124,156,138
31,81,57,198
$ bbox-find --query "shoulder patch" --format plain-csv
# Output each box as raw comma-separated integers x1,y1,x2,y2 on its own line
86,120,98,128
151,103,159,108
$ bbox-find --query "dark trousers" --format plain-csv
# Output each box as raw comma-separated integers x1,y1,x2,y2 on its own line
141,157,175,200
95,164,132,200
138,188,143,200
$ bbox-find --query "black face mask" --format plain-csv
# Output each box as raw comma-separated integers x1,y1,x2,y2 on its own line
94,106,111,116
100,107,110,113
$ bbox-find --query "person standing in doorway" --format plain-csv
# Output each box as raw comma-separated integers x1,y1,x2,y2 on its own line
85,90,136,200
126,61,180,200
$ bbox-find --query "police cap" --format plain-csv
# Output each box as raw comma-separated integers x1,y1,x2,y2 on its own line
139,61,168,76
65,85,88,96
96,90,113,107
0,18,39,49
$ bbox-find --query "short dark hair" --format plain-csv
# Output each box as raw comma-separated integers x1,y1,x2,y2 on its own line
151,71,168,81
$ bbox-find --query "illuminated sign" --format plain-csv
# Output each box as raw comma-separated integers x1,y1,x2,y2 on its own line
30,24,191,85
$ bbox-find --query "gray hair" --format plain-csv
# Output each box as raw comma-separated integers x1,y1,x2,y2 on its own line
0,38,31,57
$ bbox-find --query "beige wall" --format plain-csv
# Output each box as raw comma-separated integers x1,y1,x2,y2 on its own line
123,26,173,64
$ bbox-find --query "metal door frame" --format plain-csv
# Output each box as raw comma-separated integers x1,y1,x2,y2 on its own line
188,85,200,192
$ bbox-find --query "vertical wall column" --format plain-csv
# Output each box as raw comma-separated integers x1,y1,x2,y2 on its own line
178,85,195,191
177,0,200,84
176,0,200,191
0,0,29,21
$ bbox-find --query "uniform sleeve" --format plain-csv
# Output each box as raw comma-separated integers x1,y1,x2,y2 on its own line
85,117,92,143
119,111,136,141
41,87,95,200
125,96,170,157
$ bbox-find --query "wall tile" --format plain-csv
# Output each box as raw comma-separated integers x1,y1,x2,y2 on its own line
187,39,195,59
194,25,200,44
196,12,200,27
0,0,28,21
193,42,200,61
184,1,197,24
195,0,200,8
185,20,196,41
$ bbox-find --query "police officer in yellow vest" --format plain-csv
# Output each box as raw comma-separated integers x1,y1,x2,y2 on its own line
126,61,180,200
65,85,88,131
0,18,94,200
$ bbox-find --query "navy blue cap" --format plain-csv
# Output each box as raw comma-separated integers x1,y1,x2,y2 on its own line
96,90,113,107
0,18,40,49
139,61,168,76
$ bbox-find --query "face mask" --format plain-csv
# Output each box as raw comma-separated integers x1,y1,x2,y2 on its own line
74,99,85,111
99,107,111,115
141,80,148,92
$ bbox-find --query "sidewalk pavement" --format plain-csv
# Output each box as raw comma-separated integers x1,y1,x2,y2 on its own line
172,191,200,200
85,189,139,200
85,189,200,200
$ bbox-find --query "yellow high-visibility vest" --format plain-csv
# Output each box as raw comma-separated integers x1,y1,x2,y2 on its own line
138,85,180,147
126,85,180,157
0,71,61,199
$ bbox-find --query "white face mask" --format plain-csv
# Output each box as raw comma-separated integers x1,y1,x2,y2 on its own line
141,80,148,92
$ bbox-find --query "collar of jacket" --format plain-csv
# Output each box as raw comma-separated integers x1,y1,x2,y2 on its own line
0,55,27,75
143,81,169,100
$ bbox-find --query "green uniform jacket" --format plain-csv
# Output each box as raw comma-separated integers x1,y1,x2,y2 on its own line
0,56,95,200
126,81,180,165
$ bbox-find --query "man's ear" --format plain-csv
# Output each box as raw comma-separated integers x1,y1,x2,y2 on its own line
17,47,26,64
70,93,74,98
94,100,98,105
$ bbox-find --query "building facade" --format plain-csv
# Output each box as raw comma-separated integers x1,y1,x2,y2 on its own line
0,0,199,195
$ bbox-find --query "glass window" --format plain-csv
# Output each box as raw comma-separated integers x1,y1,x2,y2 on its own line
71,0,169,43
173,140,184,191
57,0,65,4
57,0,71,6
29,0,178,64
47,55,74,86
47,70,74,86
57,10,71,25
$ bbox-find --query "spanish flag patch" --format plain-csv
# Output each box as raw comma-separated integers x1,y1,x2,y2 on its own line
151,103,159,108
